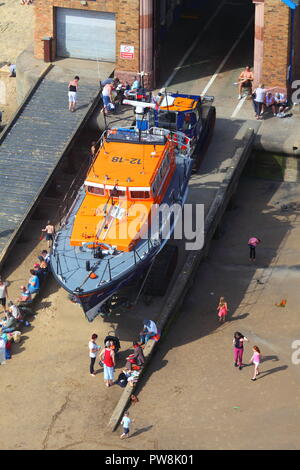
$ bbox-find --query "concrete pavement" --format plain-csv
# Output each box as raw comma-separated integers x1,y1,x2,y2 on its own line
114,177,300,450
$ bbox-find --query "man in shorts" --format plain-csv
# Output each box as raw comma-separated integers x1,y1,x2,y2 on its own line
237,66,254,99
42,221,55,248
101,82,114,115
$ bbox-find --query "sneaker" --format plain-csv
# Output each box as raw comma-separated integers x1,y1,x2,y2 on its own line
251,378,256,381
239,366,242,370
90,373,96,376
234,362,238,367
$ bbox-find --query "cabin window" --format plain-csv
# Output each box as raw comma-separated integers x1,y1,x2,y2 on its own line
158,111,177,130
87,186,105,196
109,189,126,198
158,154,170,180
130,191,150,199
183,112,196,130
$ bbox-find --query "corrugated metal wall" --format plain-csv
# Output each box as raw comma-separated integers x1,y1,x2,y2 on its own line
56,8,116,62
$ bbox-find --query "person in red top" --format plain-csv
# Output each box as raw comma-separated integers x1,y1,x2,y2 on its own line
99,341,115,387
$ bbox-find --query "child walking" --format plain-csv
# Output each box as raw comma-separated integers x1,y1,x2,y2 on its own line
250,345,261,381
120,412,134,439
217,297,228,322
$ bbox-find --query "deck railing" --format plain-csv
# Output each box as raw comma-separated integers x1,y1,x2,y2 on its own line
53,234,158,290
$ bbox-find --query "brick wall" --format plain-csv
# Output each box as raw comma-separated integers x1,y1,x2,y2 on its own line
262,0,290,91
34,0,140,82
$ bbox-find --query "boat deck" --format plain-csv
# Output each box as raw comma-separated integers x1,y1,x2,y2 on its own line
0,70,100,267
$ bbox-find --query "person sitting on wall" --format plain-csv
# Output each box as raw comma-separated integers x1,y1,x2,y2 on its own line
139,319,158,345
125,342,145,370
33,262,48,284
264,91,276,116
124,76,141,98
38,250,50,264
0,311,17,334
27,269,40,294
17,286,32,304
275,92,289,117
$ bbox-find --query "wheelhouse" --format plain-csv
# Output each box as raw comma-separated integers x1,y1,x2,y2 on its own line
150,92,203,138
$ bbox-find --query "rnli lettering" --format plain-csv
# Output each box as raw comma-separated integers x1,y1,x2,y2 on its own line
111,157,141,164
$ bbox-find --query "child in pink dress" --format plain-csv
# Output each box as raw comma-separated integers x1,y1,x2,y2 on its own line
217,297,228,322
250,345,261,381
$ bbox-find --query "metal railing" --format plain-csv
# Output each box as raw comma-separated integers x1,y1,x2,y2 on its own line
53,233,158,290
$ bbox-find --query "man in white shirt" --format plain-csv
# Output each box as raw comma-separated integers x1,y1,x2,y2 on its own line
139,319,158,344
253,84,266,119
38,250,50,264
89,333,100,376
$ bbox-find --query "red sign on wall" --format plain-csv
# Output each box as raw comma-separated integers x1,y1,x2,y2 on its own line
120,44,134,59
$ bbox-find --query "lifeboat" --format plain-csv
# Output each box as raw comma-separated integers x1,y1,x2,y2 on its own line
51,94,215,321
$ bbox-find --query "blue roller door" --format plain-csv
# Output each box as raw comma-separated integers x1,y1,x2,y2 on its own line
56,8,116,62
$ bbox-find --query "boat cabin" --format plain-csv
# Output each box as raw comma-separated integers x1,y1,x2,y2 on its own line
70,128,177,252
151,93,202,138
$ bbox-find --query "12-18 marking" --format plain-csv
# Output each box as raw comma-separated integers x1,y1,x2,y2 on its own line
111,157,141,164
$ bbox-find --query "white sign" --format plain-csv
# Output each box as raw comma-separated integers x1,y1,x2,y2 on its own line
120,44,134,59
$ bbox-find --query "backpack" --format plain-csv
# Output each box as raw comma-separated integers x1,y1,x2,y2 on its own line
116,372,128,388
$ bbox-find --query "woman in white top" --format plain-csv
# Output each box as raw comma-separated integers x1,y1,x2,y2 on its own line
253,84,266,119
0,279,8,313
68,76,79,112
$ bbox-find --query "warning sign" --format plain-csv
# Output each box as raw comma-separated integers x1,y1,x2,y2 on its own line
120,44,134,59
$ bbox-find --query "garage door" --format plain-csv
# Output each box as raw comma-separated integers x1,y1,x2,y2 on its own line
56,8,116,62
